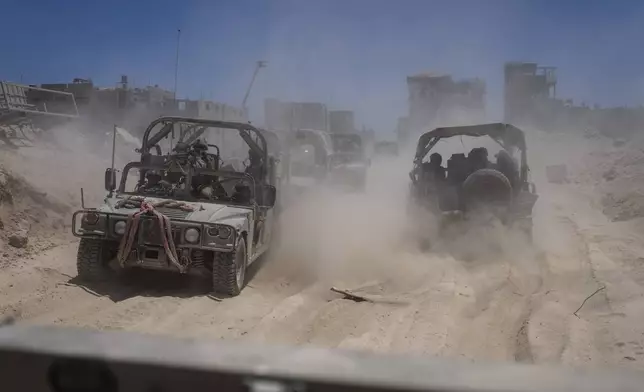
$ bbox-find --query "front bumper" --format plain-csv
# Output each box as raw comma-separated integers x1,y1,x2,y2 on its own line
72,210,237,273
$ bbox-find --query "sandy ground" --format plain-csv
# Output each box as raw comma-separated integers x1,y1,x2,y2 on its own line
1,129,644,372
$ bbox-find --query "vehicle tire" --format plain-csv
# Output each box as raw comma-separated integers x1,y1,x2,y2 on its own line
212,236,247,296
462,168,513,209
76,238,112,281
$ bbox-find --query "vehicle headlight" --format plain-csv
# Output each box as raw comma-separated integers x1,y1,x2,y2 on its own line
114,220,126,235
207,225,232,240
184,228,200,244
82,211,100,225
217,226,232,239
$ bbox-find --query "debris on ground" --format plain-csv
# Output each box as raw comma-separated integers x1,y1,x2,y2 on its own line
0,165,72,264
8,232,28,248
330,286,409,305
575,138,644,222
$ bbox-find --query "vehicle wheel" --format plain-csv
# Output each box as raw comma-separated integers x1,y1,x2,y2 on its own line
462,168,513,208
212,236,247,296
76,238,112,281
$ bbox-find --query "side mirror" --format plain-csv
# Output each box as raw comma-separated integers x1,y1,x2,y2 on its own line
104,168,116,192
262,185,277,208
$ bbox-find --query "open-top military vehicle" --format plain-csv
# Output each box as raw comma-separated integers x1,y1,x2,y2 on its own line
409,123,537,239
327,133,370,191
281,129,369,196
283,128,333,195
72,117,278,296
374,140,399,158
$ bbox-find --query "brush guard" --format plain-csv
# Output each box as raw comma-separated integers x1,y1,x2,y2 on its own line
116,197,195,273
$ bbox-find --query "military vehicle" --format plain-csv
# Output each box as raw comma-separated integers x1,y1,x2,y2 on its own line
409,123,537,239
328,133,370,192
72,117,278,296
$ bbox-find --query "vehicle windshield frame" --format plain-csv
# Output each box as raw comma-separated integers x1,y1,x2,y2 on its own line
116,162,258,207
114,117,273,207
330,133,364,155
141,117,267,168
414,123,529,183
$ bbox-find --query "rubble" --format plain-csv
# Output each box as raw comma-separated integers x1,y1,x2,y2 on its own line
8,232,28,248
576,138,644,222
0,164,72,263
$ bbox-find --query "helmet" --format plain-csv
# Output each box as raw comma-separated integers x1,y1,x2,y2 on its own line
430,153,442,165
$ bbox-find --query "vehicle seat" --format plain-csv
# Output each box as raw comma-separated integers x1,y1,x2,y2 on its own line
468,147,489,172
231,184,252,204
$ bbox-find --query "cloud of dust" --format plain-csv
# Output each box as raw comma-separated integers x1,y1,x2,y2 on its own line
0,120,138,210
267,137,542,294
269,151,435,288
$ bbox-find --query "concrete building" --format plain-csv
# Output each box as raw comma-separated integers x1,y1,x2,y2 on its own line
37,75,246,138
264,98,328,131
503,61,644,138
399,72,486,147
503,62,557,127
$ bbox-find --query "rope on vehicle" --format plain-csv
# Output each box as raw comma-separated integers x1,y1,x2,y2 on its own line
116,197,195,273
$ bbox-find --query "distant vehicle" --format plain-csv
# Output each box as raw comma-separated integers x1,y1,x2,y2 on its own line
72,117,278,296
282,128,333,197
409,123,537,240
374,140,399,157
279,129,370,195
328,133,370,192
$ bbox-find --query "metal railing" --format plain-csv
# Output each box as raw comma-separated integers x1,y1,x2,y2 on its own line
0,81,79,118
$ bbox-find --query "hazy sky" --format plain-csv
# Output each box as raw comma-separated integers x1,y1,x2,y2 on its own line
2,0,643,135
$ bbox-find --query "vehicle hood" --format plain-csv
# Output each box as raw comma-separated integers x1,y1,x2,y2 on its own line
98,196,251,229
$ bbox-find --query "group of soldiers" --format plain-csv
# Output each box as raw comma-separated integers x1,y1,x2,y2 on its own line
138,138,263,204
420,147,519,187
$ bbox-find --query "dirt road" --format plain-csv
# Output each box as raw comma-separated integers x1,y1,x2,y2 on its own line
1,164,643,371
2,132,644,371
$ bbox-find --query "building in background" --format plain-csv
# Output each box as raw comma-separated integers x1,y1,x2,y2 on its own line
264,99,328,131
503,62,557,127
503,61,644,138
399,72,486,147
37,75,246,137
264,98,376,155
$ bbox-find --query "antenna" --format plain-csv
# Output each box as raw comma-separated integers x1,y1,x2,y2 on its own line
109,124,117,197
173,29,181,100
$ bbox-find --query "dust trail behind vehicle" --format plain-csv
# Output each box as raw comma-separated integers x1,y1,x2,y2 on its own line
3,125,644,369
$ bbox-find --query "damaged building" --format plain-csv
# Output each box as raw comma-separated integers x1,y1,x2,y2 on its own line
35,75,246,137
504,61,644,138
264,98,374,153
264,99,329,132
397,72,486,146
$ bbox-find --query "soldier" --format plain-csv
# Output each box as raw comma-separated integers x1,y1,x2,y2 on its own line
244,149,264,204
422,152,446,183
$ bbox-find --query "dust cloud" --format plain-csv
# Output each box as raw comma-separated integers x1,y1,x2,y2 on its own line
267,141,538,295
